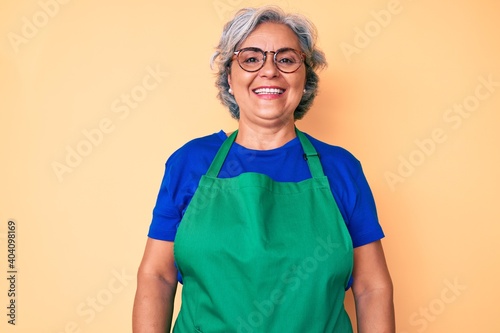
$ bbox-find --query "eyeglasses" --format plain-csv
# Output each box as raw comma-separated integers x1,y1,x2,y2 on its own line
233,47,305,73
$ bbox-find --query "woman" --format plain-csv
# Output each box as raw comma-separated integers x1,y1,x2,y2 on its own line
133,6,394,333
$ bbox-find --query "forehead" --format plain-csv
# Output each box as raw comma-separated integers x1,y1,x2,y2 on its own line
239,22,301,50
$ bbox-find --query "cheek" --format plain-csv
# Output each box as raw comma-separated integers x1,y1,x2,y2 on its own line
290,77,306,94
289,71,307,89
298,71,307,88
229,72,256,91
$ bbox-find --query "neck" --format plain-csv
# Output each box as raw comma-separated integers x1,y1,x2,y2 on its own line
234,121,296,150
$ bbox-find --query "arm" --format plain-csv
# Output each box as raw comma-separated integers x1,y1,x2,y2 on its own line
352,240,395,333
133,238,178,333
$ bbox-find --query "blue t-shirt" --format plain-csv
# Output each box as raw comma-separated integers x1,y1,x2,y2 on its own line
148,130,384,248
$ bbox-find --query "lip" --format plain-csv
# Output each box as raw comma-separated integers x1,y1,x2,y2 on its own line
252,86,286,99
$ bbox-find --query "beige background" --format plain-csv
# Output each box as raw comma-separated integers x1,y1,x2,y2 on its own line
1,0,499,332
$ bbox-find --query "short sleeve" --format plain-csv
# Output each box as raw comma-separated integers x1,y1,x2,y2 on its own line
343,161,384,248
148,151,199,241
148,162,183,241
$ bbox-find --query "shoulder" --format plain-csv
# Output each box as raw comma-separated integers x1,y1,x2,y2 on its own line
301,132,368,205
301,132,384,246
156,130,227,204
166,131,226,167
302,132,362,174
161,131,227,184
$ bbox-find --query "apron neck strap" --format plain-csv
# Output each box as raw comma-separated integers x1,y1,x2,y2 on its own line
295,127,325,179
205,128,325,179
205,130,238,178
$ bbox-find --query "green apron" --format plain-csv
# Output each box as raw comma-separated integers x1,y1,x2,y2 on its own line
173,129,354,332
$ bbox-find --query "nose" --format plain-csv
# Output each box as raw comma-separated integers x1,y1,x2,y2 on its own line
259,52,280,77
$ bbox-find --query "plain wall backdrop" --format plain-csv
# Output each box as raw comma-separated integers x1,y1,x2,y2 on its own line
1,0,499,332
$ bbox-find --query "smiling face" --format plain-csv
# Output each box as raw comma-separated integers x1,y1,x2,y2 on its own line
228,22,307,129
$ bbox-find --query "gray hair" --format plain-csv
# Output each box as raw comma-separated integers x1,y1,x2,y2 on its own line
210,6,327,120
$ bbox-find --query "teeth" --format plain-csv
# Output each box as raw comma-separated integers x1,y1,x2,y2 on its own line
254,88,284,95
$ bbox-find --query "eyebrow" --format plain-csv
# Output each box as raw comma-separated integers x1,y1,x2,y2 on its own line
236,46,300,52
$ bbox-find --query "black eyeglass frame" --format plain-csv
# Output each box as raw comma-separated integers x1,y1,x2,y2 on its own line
233,47,306,74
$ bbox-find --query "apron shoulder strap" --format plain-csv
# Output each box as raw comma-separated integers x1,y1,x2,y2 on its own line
206,129,325,179
205,130,238,178
295,128,326,179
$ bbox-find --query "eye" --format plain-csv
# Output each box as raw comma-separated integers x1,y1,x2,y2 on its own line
239,49,264,64
276,50,302,65
243,57,260,63
278,57,297,64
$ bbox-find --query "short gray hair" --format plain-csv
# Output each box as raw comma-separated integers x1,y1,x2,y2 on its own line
211,6,327,120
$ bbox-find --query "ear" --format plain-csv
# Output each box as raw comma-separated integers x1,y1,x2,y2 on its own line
227,72,232,90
